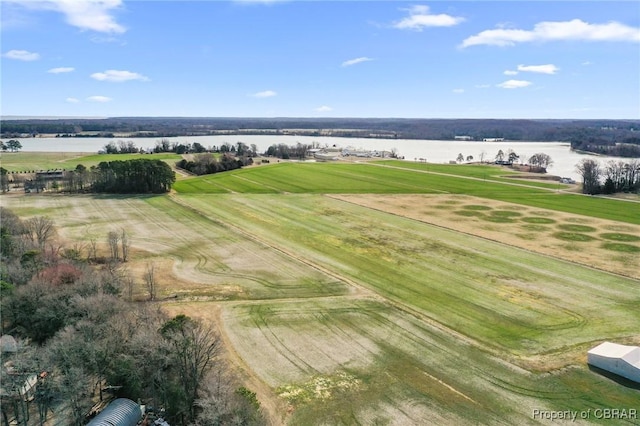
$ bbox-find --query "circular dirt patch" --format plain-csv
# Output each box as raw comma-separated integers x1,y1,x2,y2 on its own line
491,210,523,218
484,215,516,223
521,224,550,232
564,217,589,224
454,210,485,217
553,232,596,242
462,205,492,211
599,233,640,242
557,224,597,233
602,224,637,232
522,217,556,224
601,242,640,253
483,210,522,223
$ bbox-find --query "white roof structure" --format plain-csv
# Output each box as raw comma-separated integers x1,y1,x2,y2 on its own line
0,335,17,353
587,342,640,384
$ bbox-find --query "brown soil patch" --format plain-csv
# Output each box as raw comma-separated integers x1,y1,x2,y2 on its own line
329,194,640,280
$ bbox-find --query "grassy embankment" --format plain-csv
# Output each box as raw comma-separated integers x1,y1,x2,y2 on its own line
3,158,639,425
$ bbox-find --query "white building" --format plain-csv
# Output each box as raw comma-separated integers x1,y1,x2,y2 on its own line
587,342,640,383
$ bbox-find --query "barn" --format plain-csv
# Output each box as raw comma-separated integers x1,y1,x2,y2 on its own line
87,398,142,426
587,342,640,383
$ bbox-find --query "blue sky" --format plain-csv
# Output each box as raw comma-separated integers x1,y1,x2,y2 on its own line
2,1,639,118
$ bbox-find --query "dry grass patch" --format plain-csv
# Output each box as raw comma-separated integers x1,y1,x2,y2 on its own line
331,194,640,279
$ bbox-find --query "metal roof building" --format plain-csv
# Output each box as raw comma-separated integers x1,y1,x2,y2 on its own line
86,398,142,426
587,342,640,384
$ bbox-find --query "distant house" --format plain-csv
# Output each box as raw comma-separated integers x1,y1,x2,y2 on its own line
482,138,505,142
587,342,640,383
454,135,473,141
35,170,64,181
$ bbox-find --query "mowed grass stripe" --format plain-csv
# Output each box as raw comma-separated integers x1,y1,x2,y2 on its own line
376,160,565,189
175,162,640,224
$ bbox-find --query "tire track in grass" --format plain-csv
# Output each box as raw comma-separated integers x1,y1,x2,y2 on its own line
169,194,622,417
250,306,319,375
232,174,281,193
129,198,224,274
168,193,378,299
172,193,533,359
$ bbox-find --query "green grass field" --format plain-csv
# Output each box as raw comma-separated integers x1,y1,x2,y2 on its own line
0,151,182,172
174,161,640,224
179,194,640,353
3,155,639,425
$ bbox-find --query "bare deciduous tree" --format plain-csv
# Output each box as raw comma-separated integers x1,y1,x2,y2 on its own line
144,262,157,301
87,237,98,261
160,315,221,423
107,231,120,262
121,229,130,262
26,216,55,249
576,158,602,194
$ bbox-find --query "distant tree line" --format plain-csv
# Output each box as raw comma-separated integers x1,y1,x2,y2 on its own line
176,153,252,176
265,143,312,159
575,159,640,195
101,139,259,157
4,117,638,144
0,209,265,425
571,136,640,158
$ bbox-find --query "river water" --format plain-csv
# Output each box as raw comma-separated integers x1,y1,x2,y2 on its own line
11,135,625,181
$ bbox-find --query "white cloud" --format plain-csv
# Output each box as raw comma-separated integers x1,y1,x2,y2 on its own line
475,84,491,89
6,0,126,34
315,106,333,112
48,67,75,74
504,70,518,75
4,49,40,61
251,90,277,98
342,57,374,67
517,64,559,74
66,97,80,103
497,80,533,89
582,61,593,66
461,19,640,47
452,88,465,94
393,5,464,31
91,70,149,82
86,95,112,102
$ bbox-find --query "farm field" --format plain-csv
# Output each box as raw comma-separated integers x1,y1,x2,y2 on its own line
375,159,565,189
0,151,183,172
173,161,640,224
2,160,639,425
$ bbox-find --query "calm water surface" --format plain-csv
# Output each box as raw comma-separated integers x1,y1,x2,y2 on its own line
13,135,620,181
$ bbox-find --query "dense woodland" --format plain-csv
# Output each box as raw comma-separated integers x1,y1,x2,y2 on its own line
0,208,265,425
91,159,175,194
2,117,639,157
